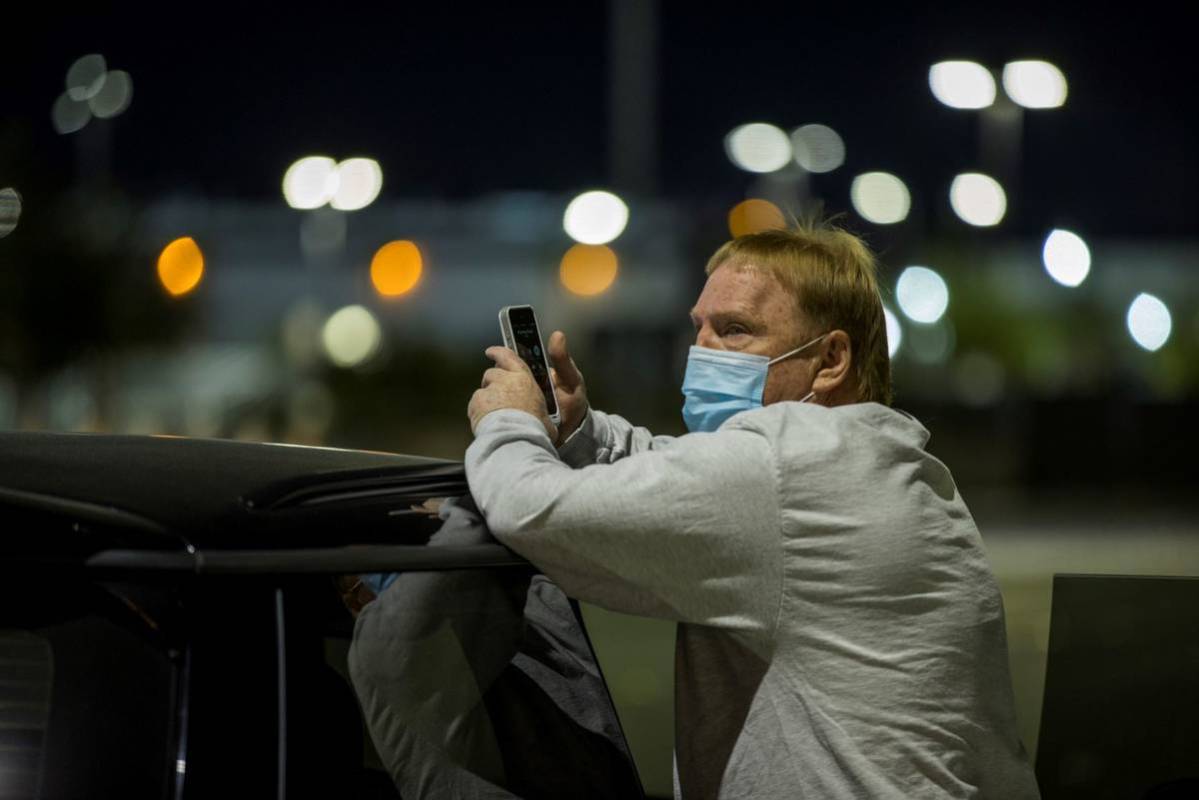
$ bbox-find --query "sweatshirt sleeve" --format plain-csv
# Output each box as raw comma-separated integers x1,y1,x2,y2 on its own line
466,409,782,636
556,408,680,468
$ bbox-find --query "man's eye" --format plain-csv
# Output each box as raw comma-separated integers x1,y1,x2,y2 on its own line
724,325,748,336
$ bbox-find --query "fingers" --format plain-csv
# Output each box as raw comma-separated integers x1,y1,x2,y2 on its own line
485,345,530,374
547,330,582,389
480,367,507,388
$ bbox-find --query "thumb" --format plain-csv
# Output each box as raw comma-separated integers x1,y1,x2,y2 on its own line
547,330,582,389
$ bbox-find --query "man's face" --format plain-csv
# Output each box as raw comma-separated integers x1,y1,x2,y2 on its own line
689,263,818,405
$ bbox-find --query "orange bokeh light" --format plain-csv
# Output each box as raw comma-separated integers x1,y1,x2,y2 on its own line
560,244,618,296
727,198,786,238
370,240,423,297
157,237,204,297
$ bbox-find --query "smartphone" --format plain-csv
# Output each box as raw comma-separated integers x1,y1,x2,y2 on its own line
499,305,560,424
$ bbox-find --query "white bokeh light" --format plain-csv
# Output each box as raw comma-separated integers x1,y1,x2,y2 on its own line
66,54,108,101
322,305,383,367
791,124,845,173
725,123,792,173
1003,61,1068,109
330,158,383,211
949,173,1006,227
1042,229,1091,287
1126,293,1172,352
52,92,92,135
883,306,902,358
283,156,339,210
89,69,133,119
0,188,22,239
563,190,629,245
896,266,949,324
850,172,911,225
929,61,996,109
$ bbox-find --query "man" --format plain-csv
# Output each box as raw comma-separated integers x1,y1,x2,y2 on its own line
347,497,642,799
465,225,1040,799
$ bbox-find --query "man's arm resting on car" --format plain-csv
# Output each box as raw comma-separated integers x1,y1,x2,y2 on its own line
555,406,679,468
466,408,782,638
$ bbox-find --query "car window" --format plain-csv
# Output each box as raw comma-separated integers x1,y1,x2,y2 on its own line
0,581,178,800
331,570,643,800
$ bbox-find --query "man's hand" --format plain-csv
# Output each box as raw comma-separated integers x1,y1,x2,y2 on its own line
547,331,589,447
468,346,558,441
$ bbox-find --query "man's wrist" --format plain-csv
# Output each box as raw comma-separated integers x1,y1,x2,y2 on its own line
475,407,552,440
555,406,590,448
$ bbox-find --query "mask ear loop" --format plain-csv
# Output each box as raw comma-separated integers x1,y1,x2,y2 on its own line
769,333,828,405
767,332,829,366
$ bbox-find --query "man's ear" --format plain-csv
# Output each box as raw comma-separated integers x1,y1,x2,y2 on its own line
811,330,852,397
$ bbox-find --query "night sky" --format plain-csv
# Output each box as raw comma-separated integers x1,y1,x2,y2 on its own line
8,5,1198,236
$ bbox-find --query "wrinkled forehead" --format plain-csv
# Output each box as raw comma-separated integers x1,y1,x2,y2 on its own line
691,261,799,321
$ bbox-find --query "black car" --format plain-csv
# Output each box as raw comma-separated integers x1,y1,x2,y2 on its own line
0,432,645,799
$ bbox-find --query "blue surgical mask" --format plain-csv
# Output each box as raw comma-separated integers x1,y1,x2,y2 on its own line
681,333,827,432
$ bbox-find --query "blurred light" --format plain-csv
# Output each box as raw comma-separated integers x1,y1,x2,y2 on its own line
908,319,955,365
725,123,792,173
330,158,383,211
52,92,92,134
234,417,271,443
560,244,618,296
283,156,338,210
929,61,996,109
66,54,107,101
1002,60,1068,109
850,172,911,224
563,190,629,245
288,380,336,442
728,198,786,238
48,368,97,431
954,351,1006,406
949,173,1006,226
487,191,555,243
896,266,949,324
89,69,133,119
371,240,423,297
1126,293,1172,352
281,301,326,368
322,305,382,367
883,306,902,358
157,237,205,297
1042,229,1091,287
299,208,347,259
0,188,21,239
790,124,845,173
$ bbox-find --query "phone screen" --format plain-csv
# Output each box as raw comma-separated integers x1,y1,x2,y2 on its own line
507,306,558,416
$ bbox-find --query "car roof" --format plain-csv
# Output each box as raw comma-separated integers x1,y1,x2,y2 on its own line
0,432,466,550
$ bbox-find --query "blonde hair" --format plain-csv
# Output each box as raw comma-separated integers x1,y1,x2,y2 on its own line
705,222,893,405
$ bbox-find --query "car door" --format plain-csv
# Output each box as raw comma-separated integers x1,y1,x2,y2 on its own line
1,460,645,800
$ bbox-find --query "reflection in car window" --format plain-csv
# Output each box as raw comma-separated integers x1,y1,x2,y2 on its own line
0,586,176,800
0,632,51,800
347,497,642,799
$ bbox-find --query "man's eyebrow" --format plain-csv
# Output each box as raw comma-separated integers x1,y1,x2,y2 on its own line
707,311,755,324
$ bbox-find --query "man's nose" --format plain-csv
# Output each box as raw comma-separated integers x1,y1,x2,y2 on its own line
695,326,721,350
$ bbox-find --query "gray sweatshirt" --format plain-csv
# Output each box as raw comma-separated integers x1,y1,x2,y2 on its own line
465,401,1040,799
